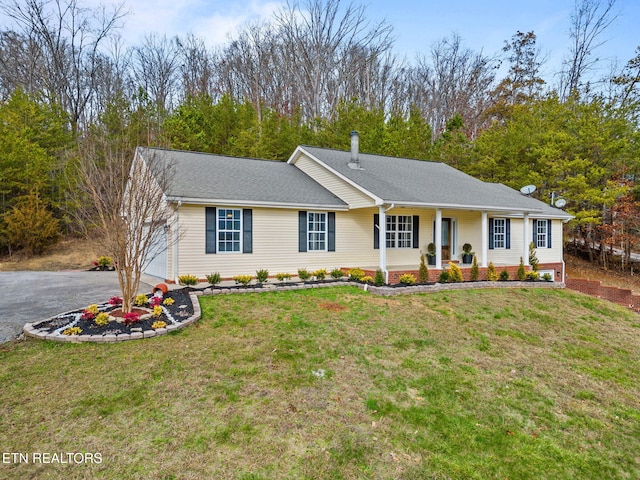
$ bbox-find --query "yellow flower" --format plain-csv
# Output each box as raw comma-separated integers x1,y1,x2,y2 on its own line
151,320,167,330
152,306,163,317
86,304,99,315
162,297,175,306
95,312,109,326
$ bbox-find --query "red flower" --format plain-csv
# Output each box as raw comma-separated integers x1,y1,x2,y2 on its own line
123,312,140,325
108,296,122,306
81,310,95,320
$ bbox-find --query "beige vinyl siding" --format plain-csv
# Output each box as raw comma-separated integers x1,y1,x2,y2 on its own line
534,219,563,264
293,155,375,209
176,205,382,279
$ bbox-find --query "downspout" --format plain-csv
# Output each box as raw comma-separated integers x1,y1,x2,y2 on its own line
379,204,395,284
173,201,182,284
523,213,530,266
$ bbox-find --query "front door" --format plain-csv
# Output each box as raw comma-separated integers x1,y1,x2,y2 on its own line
441,218,452,260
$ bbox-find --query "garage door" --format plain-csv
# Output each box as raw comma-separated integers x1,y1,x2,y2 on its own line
143,227,167,280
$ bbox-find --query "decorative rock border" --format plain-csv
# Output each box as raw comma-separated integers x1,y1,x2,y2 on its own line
23,292,201,343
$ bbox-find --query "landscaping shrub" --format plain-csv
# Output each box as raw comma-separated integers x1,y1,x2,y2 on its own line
275,272,292,282
330,268,344,279
233,274,253,286
448,263,463,283
438,270,450,283
313,268,327,280
529,242,539,271
470,255,479,281
418,254,429,283
486,262,498,281
178,274,199,286
500,270,510,281
348,268,365,281
526,271,540,281
374,269,385,286
361,275,374,284
398,273,416,285
256,269,269,283
542,272,553,281
297,268,311,281
206,272,221,285
517,257,526,281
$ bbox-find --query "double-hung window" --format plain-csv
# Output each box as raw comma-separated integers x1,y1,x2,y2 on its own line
535,220,547,248
492,218,506,249
218,208,241,252
386,215,413,248
307,212,327,251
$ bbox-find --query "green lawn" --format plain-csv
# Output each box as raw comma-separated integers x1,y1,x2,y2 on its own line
2,286,640,479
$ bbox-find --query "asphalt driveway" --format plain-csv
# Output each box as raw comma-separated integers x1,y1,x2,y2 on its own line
0,271,154,344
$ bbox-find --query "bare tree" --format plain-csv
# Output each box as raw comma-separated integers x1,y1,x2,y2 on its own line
176,34,216,100
407,34,497,139
274,0,394,121
560,0,619,99
0,0,127,128
76,134,175,313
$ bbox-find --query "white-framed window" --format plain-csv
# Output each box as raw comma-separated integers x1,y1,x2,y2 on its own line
386,215,413,248
218,208,241,252
493,218,506,249
535,220,548,248
308,212,327,251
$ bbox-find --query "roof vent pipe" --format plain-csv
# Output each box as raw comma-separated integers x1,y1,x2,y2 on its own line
348,131,362,169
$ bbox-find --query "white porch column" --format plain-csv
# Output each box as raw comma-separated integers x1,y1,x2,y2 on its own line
379,206,388,283
435,209,442,270
523,214,530,266
481,211,488,268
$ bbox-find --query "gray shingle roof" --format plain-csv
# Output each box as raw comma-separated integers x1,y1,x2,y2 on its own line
299,146,572,218
139,147,347,209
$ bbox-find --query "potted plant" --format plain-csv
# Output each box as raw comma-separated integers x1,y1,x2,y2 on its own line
426,243,436,265
461,243,474,264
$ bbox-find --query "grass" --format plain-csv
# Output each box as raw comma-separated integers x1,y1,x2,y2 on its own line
2,286,640,478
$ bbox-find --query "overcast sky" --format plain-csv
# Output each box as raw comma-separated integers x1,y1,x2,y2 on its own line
2,0,639,80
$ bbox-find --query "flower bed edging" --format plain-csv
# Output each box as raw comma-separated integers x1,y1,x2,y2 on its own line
23,291,201,343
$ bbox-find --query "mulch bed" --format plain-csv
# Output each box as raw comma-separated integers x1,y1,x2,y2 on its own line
33,288,194,337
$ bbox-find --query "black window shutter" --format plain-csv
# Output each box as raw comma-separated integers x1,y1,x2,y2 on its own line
242,209,252,253
373,214,380,250
299,211,307,252
489,218,494,250
205,207,217,254
506,219,511,249
328,212,336,252
532,219,537,246
547,219,552,248
412,216,420,248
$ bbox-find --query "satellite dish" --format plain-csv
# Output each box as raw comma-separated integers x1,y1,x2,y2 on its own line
555,198,567,208
520,184,536,195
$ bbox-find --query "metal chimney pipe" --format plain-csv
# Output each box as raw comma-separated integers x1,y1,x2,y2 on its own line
349,131,360,169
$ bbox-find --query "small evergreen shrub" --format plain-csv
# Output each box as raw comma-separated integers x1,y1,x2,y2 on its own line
448,263,463,283
526,271,540,281
297,268,311,281
5,193,60,256
438,270,450,283
361,275,374,284
233,274,253,286
542,272,553,282
313,269,327,280
418,254,429,283
499,270,510,281
178,274,199,285
529,242,539,271
206,272,221,285
517,257,526,281
330,268,344,279
275,272,292,282
470,255,479,281
256,269,269,283
374,269,385,286
348,268,365,281
398,273,416,285
486,262,498,281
